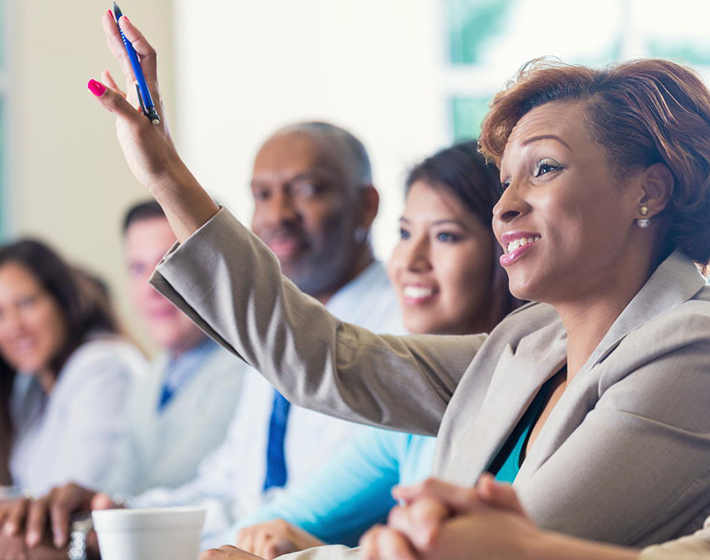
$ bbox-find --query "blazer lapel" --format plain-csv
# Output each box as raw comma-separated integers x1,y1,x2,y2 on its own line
439,323,567,485
582,251,705,372
516,251,707,485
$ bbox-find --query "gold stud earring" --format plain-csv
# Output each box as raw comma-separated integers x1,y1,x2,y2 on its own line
637,206,651,228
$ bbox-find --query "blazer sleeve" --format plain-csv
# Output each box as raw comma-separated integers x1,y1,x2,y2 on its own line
150,208,485,436
518,312,710,547
640,520,710,559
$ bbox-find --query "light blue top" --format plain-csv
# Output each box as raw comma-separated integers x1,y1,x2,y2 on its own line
233,428,437,546
233,372,558,544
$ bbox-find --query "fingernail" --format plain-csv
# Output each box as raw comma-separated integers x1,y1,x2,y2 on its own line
53,526,65,549
88,79,106,97
4,522,15,535
26,530,38,548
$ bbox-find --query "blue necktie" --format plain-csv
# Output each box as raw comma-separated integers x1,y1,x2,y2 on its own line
263,389,291,492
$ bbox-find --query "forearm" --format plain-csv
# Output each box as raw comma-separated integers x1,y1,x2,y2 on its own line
151,209,480,434
150,161,219,243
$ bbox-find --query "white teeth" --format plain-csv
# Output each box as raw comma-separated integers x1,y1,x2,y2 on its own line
507,236,541,253
403,286,435,299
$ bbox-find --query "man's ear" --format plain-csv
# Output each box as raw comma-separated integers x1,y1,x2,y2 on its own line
358,184,380,230
638,162,674,218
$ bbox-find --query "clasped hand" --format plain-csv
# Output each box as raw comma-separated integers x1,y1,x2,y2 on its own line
359,474,540,560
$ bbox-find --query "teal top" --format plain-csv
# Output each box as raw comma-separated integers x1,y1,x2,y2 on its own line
490,374,558,484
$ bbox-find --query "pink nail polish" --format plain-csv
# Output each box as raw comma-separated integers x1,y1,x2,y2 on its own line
87,79,106,97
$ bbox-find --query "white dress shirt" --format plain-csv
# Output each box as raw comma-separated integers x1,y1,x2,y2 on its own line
102,337,247,495
131,261,405,548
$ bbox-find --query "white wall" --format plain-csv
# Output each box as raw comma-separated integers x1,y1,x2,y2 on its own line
8,0,174,351
173,0,450,261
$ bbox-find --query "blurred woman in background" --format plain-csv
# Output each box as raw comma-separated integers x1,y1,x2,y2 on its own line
0,239,147,496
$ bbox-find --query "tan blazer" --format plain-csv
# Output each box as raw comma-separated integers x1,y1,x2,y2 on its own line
152,208,710,549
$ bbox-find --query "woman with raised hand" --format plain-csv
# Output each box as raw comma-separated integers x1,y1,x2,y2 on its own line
232,140,522,558
0,239,147,498
85,10,710,557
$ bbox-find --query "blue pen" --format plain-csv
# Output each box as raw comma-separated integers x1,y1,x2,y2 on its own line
112,2,161,125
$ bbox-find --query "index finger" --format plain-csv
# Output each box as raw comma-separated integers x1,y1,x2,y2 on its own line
116,15,158,85
25,498,49,548
48,489,88,549
101,10,139,90
392,478,481,515
387,499,449,551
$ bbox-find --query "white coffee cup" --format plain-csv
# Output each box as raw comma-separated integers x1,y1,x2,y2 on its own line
92,507,206,560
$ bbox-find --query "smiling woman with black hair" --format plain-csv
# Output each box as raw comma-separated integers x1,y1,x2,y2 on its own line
0,239,147,496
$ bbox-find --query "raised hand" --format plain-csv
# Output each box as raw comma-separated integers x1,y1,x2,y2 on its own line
89,10,218,242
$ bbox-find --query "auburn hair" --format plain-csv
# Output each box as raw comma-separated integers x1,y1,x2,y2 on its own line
479,58,710,265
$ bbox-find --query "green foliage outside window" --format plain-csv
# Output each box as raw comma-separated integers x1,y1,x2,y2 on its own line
450,96,491,141
446,0,515,65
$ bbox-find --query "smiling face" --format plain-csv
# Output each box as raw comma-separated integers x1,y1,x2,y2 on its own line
124,217,206,354
493,100,646,304
0,262,67,373
387,180,495,335
250,131,368,297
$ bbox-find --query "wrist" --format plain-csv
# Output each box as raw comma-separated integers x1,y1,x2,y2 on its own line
148,155,200,201
530,529,639,560
518,527,557,560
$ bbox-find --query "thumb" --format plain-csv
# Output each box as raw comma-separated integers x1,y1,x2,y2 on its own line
90,493,118,511
477,474,528,517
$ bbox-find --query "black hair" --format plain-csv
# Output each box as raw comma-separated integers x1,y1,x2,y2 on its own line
405,140,525,330
0,239,120,379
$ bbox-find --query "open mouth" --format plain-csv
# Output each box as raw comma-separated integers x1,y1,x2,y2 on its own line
402,285,438,303
506,236,541,254
500,233,542,267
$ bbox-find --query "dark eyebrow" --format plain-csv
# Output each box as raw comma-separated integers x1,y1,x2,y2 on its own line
522,134,573,152
399,217,467,228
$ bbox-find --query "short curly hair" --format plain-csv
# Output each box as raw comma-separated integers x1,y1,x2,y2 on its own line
479,58,710,265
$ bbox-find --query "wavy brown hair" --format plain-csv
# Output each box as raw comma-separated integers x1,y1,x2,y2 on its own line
479,58,710,265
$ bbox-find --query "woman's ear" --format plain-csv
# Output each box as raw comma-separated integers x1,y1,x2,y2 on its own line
639,162,674,217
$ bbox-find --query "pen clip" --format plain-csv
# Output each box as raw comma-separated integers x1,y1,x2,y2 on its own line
135,83,161,125
136,83,149,117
